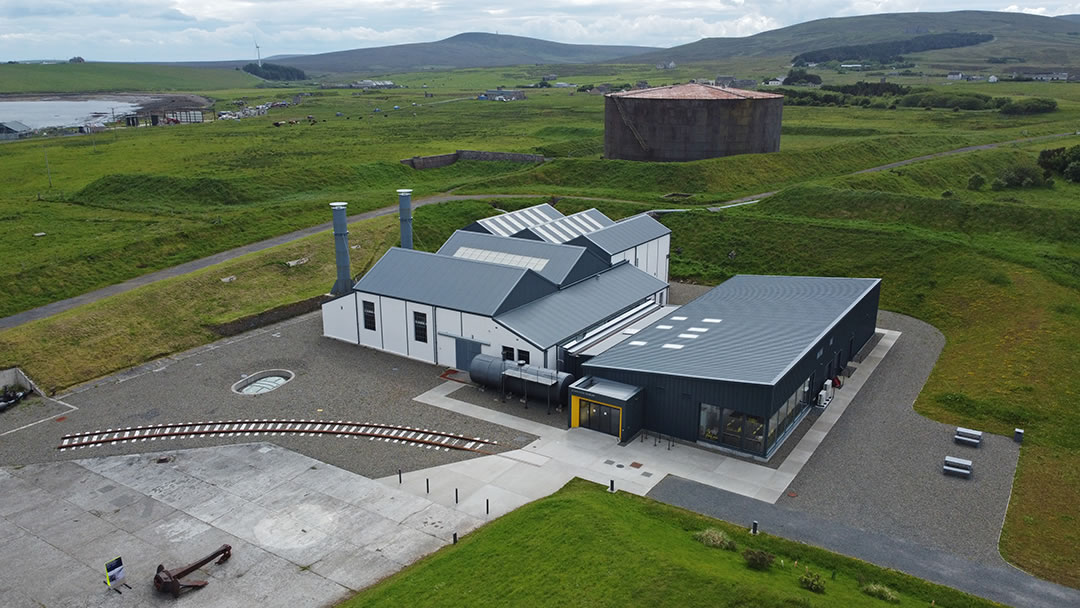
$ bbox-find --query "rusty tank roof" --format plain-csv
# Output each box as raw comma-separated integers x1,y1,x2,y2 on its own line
606,83,783,100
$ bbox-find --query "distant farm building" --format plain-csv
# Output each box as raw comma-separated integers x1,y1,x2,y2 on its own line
604,83,783,163
947,71,965,80
0,120,32,140
483,89,526,101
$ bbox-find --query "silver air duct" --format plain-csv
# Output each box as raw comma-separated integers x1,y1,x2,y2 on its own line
330,202,352,296
397,188,413,249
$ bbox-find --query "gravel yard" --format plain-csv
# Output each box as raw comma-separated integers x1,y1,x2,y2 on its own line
0,312,535,478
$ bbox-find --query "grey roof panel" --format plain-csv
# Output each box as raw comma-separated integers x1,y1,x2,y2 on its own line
585,275,880,384
436,231,608,286
353,248,556,316
475,204,563,236
0,121,31,132
495,262,668,348
568,214,671,256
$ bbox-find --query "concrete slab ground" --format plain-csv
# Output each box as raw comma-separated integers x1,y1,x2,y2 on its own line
0,443,479,608
0,313,535,478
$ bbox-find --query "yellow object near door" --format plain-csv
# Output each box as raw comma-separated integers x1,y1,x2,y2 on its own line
571,395,622,440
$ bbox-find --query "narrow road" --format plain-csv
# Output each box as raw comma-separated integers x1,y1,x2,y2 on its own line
2,130,1075,330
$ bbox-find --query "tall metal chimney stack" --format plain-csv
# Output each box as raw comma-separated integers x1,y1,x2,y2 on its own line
330,202,352,296
397,188,413,249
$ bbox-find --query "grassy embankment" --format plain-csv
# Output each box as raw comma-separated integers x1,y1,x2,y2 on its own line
662,144,1079,586
5,84,1077,318
344,479,1000,608
0,62,258,93
0,200,505,393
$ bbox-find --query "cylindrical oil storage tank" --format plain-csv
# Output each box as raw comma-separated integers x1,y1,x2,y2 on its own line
604,83,783,162
469,354,575,405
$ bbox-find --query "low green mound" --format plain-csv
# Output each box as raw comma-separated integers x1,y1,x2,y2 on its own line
76,174,256,211
342,479,998,607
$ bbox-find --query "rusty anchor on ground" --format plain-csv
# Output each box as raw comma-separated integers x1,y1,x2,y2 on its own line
153,544,232,597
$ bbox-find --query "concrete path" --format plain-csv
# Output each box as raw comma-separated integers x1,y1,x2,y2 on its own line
0,443,478,608
381,326,898,519
647,476,1080,608
4,130,1074,331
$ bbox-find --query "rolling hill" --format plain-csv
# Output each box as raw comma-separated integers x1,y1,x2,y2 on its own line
623,10,1080,68
175,33,660,74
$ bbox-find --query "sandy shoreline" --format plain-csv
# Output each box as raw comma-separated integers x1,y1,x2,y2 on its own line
0,93,213,112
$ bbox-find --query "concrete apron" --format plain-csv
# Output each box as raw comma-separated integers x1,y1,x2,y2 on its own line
382,328,901,517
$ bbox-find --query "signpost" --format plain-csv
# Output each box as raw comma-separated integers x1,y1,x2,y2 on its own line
104,556,131,593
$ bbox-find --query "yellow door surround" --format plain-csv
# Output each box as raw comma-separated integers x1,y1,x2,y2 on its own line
571,395,623,440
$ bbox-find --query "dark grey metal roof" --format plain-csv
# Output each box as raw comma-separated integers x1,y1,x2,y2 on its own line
585,275,880,384
473,204,563,237
0,121,31,132
435,230,609,286
495,262,668,349
568,213,670,255
353,248,556,316
513,209,615,244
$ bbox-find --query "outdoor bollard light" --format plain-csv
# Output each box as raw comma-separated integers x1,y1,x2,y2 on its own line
455,488,459,504
398,469,402,484
1014,428,1025,443
426,478,430,494
752,521,759,535
609,479,615,493
453,533,457,544
486,498,490,515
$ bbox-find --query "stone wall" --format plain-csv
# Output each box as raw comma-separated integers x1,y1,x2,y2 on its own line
400,150,546,170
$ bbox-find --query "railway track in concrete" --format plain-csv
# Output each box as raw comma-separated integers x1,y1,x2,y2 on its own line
57,419,498,454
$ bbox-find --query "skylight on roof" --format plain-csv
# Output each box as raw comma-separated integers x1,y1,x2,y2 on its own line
688,327,708,333
661,344,684,350
629,341,648,346
656,324,673,330
454,247,549,271
671,316,688,321
703,318,722,323
622,328,640,335
678,334,699,339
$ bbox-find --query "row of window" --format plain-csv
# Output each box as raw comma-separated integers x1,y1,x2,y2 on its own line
361,300,428,344
502,346,530,365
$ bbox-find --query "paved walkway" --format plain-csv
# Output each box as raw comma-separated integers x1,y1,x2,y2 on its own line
380,327,898,518
647,476,1080,608
0,443,478,608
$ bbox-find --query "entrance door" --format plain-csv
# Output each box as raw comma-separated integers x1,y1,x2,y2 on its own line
455,338,483,371
578,399,620,439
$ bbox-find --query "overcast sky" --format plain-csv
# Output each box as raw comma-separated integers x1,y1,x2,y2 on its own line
2,1,1079,62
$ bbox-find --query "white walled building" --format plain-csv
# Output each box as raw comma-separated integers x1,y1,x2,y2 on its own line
323,203,670,373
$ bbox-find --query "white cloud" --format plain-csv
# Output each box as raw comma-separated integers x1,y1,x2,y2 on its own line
3,1,1080,62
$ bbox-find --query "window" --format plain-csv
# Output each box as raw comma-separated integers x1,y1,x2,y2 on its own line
362,301,376,331
516,349,530,365
502,346,515,361
413,311,427,343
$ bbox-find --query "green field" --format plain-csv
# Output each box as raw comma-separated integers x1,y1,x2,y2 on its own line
2,65,1080,590
0,62,258,94
343,479,1000,608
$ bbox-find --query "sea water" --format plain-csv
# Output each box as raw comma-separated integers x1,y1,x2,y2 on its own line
0,99,142,129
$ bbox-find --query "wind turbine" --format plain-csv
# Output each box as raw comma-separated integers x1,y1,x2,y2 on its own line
255,40,262,67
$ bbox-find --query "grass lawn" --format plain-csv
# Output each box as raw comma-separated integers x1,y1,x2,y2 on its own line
0,62,259,93
343,479,1000,608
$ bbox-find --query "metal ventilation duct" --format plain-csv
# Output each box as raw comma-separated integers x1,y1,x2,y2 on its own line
329,202,352,296
397,188,413,249
468,354,575,405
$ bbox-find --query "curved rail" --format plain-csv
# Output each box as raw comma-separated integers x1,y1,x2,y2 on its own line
57,419,498,454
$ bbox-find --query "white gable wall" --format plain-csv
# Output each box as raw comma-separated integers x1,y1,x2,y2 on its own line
355,292,383,349
462,313,549,369
380,297,408,356
322,293,359,344
406,301,435,363
609,234,670,304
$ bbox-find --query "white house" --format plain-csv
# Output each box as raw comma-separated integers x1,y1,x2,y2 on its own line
947,72,964,80
322,204,669,372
